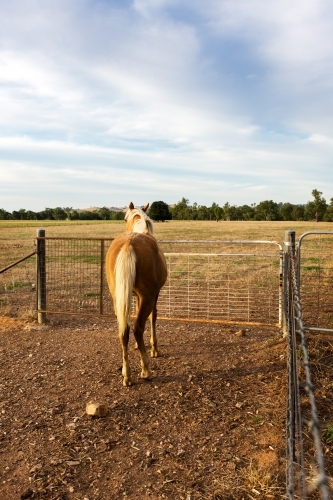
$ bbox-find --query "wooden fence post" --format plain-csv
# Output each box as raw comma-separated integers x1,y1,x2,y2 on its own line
37,229,46,324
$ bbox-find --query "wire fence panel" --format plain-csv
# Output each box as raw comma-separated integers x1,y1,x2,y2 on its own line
158,252,280,324
41,238,114,316
158,241,282,325
0,255,36,317
298,232,333,331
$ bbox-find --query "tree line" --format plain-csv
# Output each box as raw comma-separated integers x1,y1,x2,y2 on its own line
166,190,333,222
1,190,333,222
0,206,125,221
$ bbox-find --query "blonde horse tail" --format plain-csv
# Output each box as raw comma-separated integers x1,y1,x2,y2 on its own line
114,243,136,335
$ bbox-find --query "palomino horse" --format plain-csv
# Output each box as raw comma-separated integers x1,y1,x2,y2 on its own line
106,202,167,386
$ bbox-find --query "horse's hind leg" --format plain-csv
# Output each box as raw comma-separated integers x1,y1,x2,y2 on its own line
133,300,153,380
134,295,140,350
119,324,132,386
149,295,159,358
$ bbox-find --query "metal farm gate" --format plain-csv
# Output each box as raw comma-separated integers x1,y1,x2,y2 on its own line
297,231,333,333
30,234,283,327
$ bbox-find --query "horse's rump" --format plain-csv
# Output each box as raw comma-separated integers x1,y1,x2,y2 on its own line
114,241,136,335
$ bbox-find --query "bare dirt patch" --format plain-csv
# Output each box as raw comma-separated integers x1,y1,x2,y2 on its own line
0,316,287,499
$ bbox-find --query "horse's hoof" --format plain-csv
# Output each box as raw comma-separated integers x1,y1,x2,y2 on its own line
141,370,152,380
123,378,133,387
150,349,159,358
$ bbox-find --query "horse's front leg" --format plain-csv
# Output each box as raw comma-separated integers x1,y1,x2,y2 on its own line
119,324,132,386
149,297,159,358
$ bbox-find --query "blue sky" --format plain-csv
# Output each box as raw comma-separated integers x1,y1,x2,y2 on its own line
1,0,333,211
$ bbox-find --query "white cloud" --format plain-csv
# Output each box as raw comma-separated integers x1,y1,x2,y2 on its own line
0,0,332,211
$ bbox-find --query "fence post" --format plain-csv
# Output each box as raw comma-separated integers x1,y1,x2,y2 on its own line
284,230,296,498
283,230,295,334
36,229,46,325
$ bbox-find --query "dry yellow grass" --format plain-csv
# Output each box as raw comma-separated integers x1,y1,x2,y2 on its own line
1,219,332,242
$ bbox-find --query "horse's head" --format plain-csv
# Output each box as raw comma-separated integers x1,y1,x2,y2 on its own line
124,202,154,235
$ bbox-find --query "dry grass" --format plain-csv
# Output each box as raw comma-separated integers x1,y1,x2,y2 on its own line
1,219,333,241
1,219,332,272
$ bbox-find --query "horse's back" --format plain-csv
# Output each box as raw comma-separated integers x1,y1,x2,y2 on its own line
106,232,167,293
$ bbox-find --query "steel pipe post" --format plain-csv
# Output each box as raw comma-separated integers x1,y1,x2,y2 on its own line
37,228,46,325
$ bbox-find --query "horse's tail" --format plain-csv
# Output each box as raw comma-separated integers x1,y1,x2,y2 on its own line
114,243,136,334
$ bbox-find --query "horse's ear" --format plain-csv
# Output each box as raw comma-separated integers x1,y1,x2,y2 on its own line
129,202,134,209
142,203,149,212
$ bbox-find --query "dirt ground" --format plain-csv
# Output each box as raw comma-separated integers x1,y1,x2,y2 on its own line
0,315,289,499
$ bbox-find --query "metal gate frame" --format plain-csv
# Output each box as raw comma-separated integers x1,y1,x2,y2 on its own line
34,234,283,328
297,230,333,333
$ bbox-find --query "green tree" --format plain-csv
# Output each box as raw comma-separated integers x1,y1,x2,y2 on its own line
53,207,67,220
18,208,27,220
279,203,295,221
40,208,55,220
304,189,327,221
12,210,20,220
197,205,210,220
324,198,333,222
0,208,10,220
110,210,125,220
236,205,255,220
213,206,224,221
148,201,172,221
98,207,111,220
254,200,280,221
68,210,80,220
170,198,190,220
26,210,37,220
223,202,238,221
291,205,305,221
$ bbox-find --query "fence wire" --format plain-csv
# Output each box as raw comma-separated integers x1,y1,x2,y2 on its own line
286,250,330,499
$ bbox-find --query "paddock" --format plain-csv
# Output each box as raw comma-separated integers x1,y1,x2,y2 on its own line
0,229,333,499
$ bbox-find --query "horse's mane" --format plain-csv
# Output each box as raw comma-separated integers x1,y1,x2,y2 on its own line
125,207,155,235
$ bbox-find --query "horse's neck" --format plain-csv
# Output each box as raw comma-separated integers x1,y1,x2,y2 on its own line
132,217,154,235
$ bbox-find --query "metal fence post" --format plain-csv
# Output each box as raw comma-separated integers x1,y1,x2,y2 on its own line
284,230,296,498
36,229,46,324
283,231,295,334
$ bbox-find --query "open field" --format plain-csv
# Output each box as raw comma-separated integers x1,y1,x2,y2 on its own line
1,219,333,243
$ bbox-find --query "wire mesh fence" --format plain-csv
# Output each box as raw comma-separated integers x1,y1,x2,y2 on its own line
38,237,114,316
158,240,282,325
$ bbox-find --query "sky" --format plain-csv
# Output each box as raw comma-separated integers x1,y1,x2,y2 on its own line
1,0,333,211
